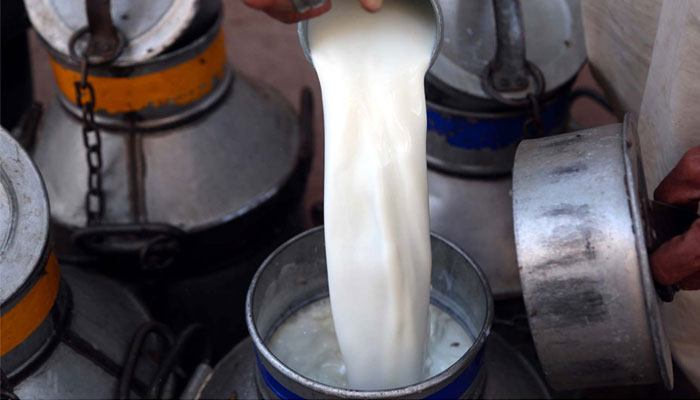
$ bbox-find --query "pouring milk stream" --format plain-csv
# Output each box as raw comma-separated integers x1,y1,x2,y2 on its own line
309,0,437,390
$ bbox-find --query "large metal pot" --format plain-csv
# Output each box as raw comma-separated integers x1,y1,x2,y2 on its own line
247,227,493,399
194,333,551,399
426,0,586,298
30,12,310,356
33,16,308,243
187,227,551,399
512,115,673,390
0,127,164,399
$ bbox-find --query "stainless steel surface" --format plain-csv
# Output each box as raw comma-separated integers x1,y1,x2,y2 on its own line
33,73,301,231
297,0,444,70
512,115,673,390
427,0,586,99
24,0,220,65
13,265,160,399
0,127,50,304
428,170,520,298
196,333,550,399
246,226,493,399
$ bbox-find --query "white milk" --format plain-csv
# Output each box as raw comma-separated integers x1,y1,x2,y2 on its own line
268,298,473,388
309,0,437,390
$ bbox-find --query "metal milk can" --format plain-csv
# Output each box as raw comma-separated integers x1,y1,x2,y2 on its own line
426,0,587,298
26,0,310,269
512,115,700,390
185,227,551,399
24,0,312,356
0,127,172,399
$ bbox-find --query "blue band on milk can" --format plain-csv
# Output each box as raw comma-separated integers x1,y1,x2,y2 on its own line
427,96,569,150
255,348,485,399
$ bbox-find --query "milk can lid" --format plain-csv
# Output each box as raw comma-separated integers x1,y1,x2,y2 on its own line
427,0,586,99
24,0,219,65
0,127,50,305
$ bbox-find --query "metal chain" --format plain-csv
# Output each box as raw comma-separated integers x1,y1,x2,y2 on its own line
74,56,104,226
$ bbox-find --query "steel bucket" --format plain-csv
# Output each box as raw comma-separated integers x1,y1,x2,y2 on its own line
246,227,493,399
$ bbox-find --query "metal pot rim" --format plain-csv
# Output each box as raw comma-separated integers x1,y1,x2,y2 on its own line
245,225,494,398
621,115,673,390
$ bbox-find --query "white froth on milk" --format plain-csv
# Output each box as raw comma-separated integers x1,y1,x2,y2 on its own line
268,298,473,388
309,0,437,390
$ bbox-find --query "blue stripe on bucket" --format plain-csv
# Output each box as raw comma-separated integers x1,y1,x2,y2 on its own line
255,348,485,399
427,348,484,399
255,351,305,399
427,96,569,150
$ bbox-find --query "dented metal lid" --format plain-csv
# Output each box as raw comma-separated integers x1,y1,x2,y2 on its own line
427,0,586,99
24,0,220,65
0,127,51,305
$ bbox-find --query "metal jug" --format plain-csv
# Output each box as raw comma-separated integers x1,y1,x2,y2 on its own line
25,0,312,357
426,0,586,297
0,127,171,399
188,227,551,399
512,115,678,390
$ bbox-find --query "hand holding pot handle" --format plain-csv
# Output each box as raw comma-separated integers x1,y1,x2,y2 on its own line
242,0,383,23
651,147,700,290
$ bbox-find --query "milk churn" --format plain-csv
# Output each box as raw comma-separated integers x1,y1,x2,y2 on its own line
426,0,587,298
26,0,309,268
0,127,174,399
511,115,700,390
25,0,311,356
183,227,550,399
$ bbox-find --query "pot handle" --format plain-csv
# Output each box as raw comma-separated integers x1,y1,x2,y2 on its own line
69,0,125,64
481,0,545,107
490,0,529,92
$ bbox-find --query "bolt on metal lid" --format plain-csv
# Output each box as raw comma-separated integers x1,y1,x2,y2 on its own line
24,0,219,66
0,127,51,305
427,0,586,99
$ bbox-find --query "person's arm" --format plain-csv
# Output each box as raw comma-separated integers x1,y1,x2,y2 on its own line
242,0,382,23
651,147,700,290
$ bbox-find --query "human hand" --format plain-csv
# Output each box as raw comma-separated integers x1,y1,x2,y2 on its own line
242,0,383,23
650,147,700,290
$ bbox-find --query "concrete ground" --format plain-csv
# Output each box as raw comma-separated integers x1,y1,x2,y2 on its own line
27,0,617,224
